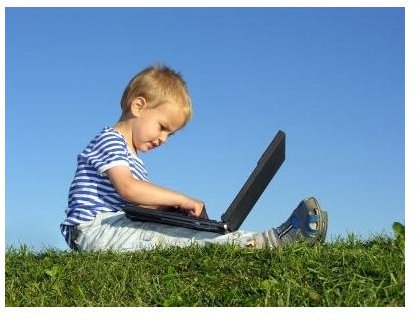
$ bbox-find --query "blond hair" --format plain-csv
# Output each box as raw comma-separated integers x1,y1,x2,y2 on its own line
120,64,192,123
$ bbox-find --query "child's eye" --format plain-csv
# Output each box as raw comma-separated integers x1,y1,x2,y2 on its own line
160,123,175,136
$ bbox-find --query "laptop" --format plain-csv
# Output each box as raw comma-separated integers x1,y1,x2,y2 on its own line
124,130,286,234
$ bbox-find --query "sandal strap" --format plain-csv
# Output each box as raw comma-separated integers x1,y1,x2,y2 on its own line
308,214,320,223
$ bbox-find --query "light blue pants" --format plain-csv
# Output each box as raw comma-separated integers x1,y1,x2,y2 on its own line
72,211,269,251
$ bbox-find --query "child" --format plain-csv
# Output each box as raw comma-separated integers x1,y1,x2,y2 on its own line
60,64,328,251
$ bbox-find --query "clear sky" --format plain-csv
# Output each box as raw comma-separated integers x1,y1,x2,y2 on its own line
5,7,405,250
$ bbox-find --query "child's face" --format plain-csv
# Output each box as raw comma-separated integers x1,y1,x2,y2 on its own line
132,100,186,152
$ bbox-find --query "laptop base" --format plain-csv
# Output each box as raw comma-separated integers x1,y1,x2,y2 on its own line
123,204,229,234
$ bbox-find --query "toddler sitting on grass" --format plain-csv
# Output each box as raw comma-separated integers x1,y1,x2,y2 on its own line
60,64,328,251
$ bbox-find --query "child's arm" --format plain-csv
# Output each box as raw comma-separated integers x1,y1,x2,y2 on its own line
107,165,205,217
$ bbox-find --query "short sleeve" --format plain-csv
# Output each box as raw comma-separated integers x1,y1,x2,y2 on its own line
82,131,130,175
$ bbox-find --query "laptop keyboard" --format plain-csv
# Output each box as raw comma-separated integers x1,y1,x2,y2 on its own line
165,211,219,224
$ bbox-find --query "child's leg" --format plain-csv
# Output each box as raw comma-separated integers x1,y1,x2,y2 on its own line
72,197,328,251
72,211,258,251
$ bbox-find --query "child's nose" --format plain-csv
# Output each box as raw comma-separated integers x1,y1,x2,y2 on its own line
160,132,169,144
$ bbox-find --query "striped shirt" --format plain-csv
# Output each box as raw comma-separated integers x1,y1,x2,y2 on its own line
60,127,148,249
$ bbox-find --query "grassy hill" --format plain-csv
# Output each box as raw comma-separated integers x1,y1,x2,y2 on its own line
5,231,404,307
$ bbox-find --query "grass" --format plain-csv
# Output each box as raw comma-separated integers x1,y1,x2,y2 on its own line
5,231,404,307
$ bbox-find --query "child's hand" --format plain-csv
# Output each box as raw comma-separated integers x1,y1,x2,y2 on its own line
179,197,206,218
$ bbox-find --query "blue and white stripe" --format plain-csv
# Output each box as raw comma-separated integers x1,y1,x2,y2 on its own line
60,127,148,249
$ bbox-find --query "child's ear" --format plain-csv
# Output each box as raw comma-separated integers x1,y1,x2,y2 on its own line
131,96,147,116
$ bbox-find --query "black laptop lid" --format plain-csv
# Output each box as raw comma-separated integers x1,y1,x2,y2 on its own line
221,130,285,231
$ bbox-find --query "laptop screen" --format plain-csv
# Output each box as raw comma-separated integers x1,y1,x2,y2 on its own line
221,130,285,231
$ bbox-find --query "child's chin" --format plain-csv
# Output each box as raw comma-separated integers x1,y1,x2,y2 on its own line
138,146,152,152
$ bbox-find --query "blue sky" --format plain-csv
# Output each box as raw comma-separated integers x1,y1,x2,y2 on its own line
5,7,405,250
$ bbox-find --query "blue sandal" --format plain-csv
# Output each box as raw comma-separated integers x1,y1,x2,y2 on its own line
274,197,328,245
